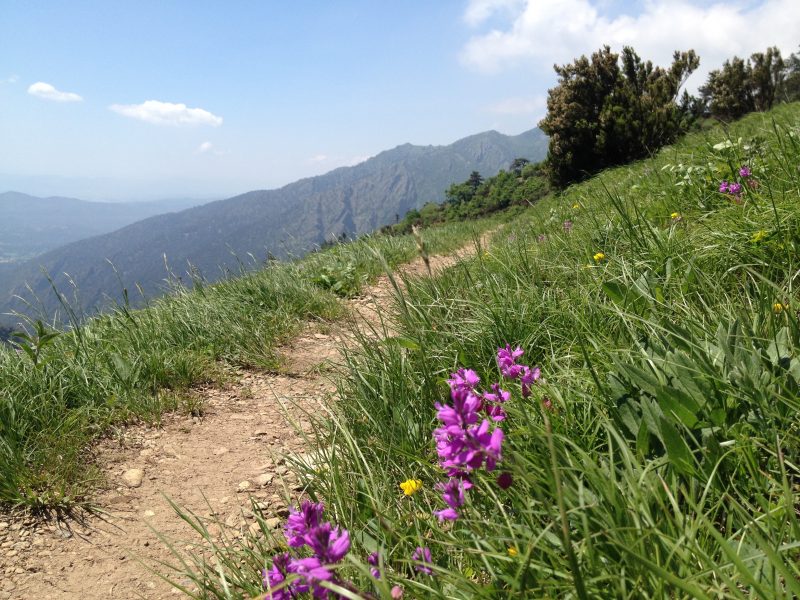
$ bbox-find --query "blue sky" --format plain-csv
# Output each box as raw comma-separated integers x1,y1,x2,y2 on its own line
1,1,798,201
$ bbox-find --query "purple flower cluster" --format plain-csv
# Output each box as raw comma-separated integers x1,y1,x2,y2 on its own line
263,501,351,599
719,180,743,196
412,546,434,576
434,368,504,481
563,219,574,233
431,346,539,521
719,166,756,202
367,552,381,579
497,344,541,397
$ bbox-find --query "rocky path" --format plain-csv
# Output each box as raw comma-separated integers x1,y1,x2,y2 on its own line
0,235,491,599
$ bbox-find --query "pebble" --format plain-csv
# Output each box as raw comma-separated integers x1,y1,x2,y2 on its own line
122,468,144,488
264,517,282,529
253,473,274,487
237,480,251,492
143,510,156,518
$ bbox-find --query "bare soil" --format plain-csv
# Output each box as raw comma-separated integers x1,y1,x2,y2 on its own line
0,238,488,599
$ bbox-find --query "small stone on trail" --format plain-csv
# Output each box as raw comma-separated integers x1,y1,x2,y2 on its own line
122,469,144,488
247,522,260,536
253,473,274,487
237,480,252,492
275,466,289,475
264,517,282,529
253,429,269,437
143,510,156,518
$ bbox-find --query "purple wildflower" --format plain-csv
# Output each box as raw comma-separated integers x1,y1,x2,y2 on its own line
434,478,470,521
739,165,752,178
475,422,504,472
391,585,405,599
367,552,381,579
434,390,480,430
719,180,729,193
728,182,743,195
497,471,514,490
481,384,510,421
412,547,434,576
497,345,525,379
263,553,293,600
563,220,573,233
537,233,548,243
288,556,333,596
519,365,541,397
447,368,480,393
439,478,469,508
483,402,506,421
433,506,459,521
434,417,504,475
304,522,351,563
285,501,325,548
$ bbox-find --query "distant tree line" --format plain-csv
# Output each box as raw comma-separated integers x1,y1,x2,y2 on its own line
539,44,800,188
388,159,549,234
389,44,800,234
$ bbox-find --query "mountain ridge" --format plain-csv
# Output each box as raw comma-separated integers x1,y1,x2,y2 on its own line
0,127,547,322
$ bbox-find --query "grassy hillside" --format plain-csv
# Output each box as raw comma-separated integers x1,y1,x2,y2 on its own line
181,103,800,597
0,218,498,508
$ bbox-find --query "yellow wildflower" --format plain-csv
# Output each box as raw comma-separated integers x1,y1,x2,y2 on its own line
593,252,606,263
773,302,788,314
670,212,680,219
751,230,768,243
572,203,581,209
399,479,423,496
507,546,518,557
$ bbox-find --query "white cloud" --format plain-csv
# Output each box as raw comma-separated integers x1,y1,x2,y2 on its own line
461,0,800,90
27,81,83,102
487,95,546,115
196,141,214,153
464,0,525,26
2,74,19,84
109,100,223,127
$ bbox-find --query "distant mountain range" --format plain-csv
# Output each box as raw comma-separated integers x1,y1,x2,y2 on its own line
0,128,547,323
0,192,208,261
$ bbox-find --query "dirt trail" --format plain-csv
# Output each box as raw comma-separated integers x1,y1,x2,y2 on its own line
0,235,492,599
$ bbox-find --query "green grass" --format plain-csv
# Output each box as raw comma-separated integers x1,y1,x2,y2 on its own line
173,104,800,598
0,217,496,509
